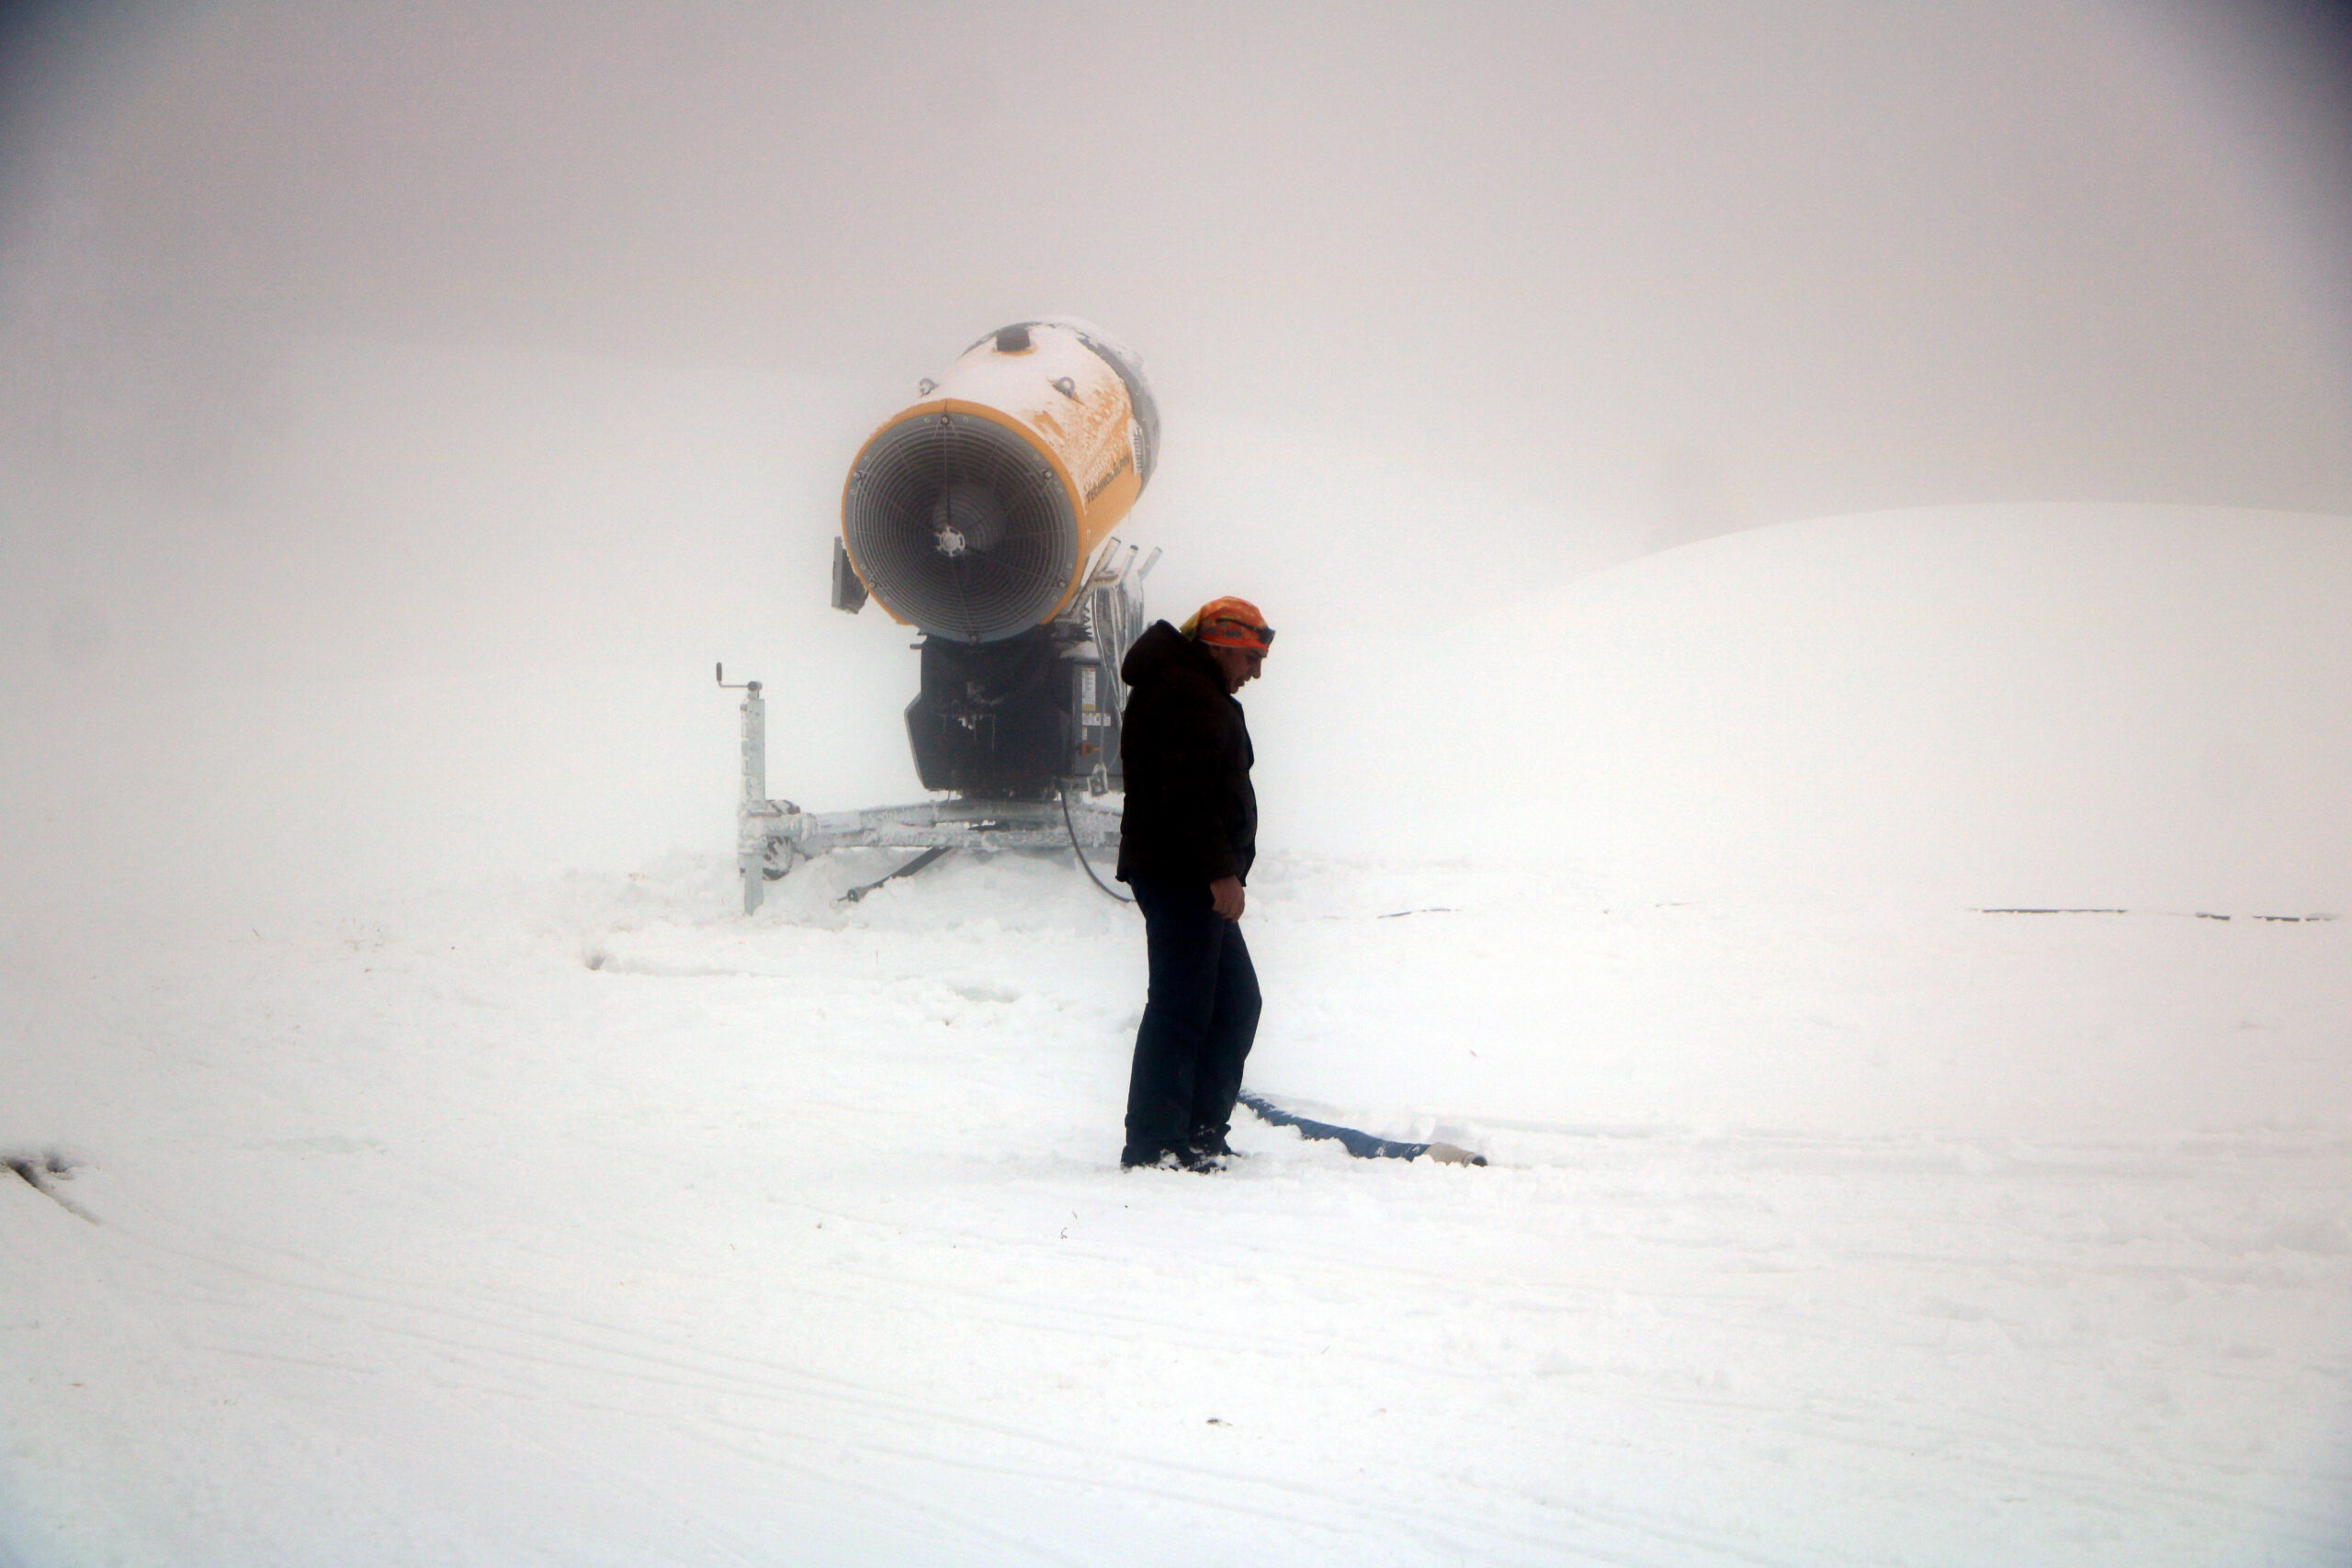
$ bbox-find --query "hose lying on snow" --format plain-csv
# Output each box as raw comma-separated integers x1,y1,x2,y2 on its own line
1238,1091,1485,1166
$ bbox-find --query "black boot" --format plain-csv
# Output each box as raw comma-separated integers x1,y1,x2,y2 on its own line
1123,1141,1224,1173
1187,1124,1237,1159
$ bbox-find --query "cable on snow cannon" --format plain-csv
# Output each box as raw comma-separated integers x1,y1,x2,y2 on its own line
725,320,1163,913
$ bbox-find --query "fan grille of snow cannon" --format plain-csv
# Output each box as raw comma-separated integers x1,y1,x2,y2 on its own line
843,412,1080,643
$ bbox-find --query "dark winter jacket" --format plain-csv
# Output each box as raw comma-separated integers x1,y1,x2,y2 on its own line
1115,621,1257,886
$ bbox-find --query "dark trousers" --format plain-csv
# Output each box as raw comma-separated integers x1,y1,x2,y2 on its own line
1124,878,1262,1152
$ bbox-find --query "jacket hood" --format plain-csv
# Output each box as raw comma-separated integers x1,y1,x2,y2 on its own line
1120,619,1208,689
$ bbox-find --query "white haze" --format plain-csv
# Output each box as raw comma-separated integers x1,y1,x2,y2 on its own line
0,0,2346,909
4,8,2352,1562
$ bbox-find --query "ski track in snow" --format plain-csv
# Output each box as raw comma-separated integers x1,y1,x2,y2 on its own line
5,850,2351,1566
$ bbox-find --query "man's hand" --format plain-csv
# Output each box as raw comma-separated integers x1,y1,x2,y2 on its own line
1210,875,1246,920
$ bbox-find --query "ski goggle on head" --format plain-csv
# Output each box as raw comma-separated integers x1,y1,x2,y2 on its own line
1189,596,1274,652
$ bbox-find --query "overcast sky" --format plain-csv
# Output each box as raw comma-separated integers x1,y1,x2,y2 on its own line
4,0,2349,551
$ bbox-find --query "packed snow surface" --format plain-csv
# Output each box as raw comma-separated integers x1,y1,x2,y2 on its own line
5,852,2348,1566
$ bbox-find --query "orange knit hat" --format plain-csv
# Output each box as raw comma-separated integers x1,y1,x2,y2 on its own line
1182,596,1274,651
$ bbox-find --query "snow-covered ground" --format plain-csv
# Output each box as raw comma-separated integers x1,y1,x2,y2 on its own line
6,502,2351,1564
5,851,2349,1566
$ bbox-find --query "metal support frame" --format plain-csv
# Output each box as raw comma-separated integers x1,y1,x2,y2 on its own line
724,531,1148,915
739,793,1123,913
725,664,1120,915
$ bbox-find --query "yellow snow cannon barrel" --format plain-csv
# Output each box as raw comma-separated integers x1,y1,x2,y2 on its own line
841,320,1159,643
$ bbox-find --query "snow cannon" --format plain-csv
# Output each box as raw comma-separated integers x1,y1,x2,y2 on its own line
831,320,1160,802
729,321,1160,911
836,319,1159,643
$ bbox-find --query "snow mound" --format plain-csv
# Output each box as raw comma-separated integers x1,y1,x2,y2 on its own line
1272,503,2352,909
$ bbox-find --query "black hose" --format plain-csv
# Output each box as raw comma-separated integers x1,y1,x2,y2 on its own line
1239,1090,1487,1166
1059,787,1133,904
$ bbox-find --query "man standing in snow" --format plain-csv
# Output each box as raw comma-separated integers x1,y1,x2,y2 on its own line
1114,596,1272,1172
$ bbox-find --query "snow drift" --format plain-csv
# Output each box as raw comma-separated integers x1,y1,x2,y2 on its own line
1268,503,2352,910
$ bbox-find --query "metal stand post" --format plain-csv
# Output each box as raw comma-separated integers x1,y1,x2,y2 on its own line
718,666,772,915
740,682,765,913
